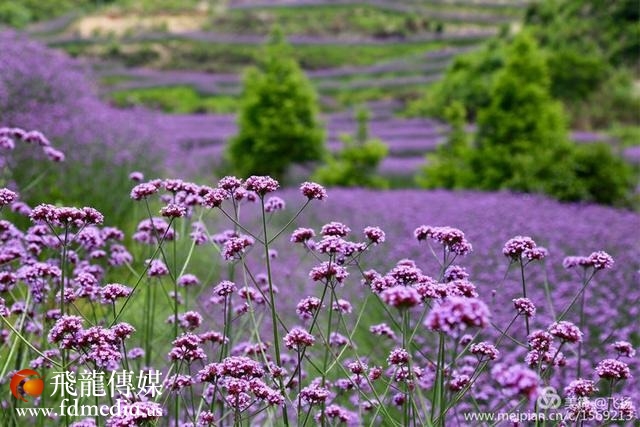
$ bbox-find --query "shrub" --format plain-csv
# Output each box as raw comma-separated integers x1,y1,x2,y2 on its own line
227,28,325,180
560,143,637,207
409,0,638,129
406,38,506,121
0,2,32,27
416,32,637,207
471,32,572,192
313,108,388,188
415,101,473,189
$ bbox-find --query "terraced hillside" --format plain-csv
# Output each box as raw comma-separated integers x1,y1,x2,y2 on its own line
14,0,632,182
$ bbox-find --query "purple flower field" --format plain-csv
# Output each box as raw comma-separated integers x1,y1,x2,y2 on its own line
1,1,639,424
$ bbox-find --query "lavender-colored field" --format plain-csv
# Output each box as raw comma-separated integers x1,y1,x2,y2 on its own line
206,186,640,404
155,109,632,179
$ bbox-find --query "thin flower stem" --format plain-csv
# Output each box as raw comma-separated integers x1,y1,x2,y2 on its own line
577,290,586,378
268,199,310,245
402,309,412,427
109,217,175,326
260,195,289,427
519,259,530,337
320,285,336,424
0,314,62,368
218,206,263,244
0,291,33,378
557,270,596,321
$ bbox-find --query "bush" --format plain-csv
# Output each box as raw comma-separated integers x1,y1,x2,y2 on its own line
313,108,388,188
0,2,32,27
416,32,637,207
227,28,325,180
409,0,638,129
561,143,637,207
406,38,506,121
415,102,474,189
471,33,571,192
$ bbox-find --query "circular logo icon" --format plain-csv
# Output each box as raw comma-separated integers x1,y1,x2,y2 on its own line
10,369,45,402
537,386,562,409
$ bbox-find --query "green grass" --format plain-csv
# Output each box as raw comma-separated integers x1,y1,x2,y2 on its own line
330,84,427,107
109,85,239,113
608,125,640,147
207,3,519,37
58,38,480,72
207,5,447,37
99,74,136,86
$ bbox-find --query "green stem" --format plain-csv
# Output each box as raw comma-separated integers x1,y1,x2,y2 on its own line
519,259,530,337
260,196,289,426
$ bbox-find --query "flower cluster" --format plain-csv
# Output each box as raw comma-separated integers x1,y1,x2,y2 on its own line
414,225,472,255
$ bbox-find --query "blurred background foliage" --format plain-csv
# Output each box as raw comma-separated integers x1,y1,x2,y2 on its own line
0,0,638,212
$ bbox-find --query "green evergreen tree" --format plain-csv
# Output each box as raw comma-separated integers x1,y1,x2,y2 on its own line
471,32,574,193
227,28,325,180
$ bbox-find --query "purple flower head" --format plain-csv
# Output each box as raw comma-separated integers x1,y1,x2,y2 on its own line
595,359,631,380
332,299,352,314
147,259,169,277
213,280,236,297
176,311,203,331
414,225,472,255
528,330,553,351
387,348,410,365
177,274,200,287
564,378,598,397
586,251,614,270
169,333,206,362
315,236,349,255
492,364,540,400
100,283,132,303
309,262,348,284
612,341,636,358
244,176,279,196
444,265,469,282
548,321,583,344
363,226,385,244
218,176,243,192
284,327,315,350
291,227,315,243
296,296,322,320
130,182,159,200
470,342,500,361
48,315,84,349
160,203,186,218
322,404,354,424
44,147,65,162
299,383,330,405
502,236,537,260
425,297,490,336
0,188,17,207
264,196,285,213
321,221,351,237
202,187,229,208
300,181,327,200
369,323,396,340
222,236,254,261
513,298,536,317
380,286,421,309
563,251,614,270
128,171,144,182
